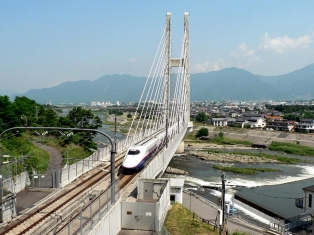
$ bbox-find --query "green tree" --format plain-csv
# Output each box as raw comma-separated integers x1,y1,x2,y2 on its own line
13,96,40,126
109,110,123,116
303,112,314,119
196,127,208,137
39,108,59,126
127,113,132,118
59,107,102,152
195,112,208,122
0,95,18,132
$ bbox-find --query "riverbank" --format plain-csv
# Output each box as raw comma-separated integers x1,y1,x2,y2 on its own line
185,142,279,163
166,141,311,219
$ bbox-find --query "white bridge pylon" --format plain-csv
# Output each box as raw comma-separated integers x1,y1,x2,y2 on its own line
126,12,190,146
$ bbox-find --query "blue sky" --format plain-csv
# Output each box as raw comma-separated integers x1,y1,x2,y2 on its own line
1,1,314,93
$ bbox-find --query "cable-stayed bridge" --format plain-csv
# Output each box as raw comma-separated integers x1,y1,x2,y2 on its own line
0,12,193,235
123,11,192,163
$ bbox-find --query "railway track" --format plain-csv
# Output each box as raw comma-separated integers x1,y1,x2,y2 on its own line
52,173,136,235
0,157,126,235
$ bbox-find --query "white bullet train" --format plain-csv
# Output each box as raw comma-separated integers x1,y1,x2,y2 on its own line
121,126,175,174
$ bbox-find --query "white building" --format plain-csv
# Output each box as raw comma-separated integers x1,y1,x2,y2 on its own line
246,117,266,129
212,118,228,127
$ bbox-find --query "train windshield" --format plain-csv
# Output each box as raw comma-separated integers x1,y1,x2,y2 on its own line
127,149,140,155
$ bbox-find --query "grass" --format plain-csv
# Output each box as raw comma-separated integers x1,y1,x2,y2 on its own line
185,129,252,146
42,138,90,165
213,165,281,174
207,149,307,164
165,203,219,235
269,141,314,156
165,203,252,235
119,128,128,134
211,137,253,146
1,135,50,174
62,144,91,165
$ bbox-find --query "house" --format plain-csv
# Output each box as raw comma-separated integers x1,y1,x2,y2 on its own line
300,119,314,124
245,117,266,129
232,115,265,129
229,111,239,118
303,185,314,216
294,185,314,234
265,115,283,121
266,120,296,132
211,118,228,127
295,123,314,133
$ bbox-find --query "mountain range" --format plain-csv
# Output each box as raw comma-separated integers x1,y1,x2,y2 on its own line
12,63,314,104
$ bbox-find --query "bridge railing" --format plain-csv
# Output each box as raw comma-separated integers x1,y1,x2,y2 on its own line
56,178,120,235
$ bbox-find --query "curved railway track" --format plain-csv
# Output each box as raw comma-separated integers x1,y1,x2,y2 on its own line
0,157,125,235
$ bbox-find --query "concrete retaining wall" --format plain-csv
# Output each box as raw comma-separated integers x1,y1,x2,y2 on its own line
156,180,171,231
2,195,16,222
3,172,29,194
89,199,122,235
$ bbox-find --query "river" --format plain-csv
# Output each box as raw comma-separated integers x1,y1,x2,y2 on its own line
162,147,314,219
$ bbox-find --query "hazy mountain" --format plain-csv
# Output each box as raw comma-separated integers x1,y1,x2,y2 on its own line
258,63,314,100
13,64,314,104
0,89,19,97
190,67,284,101
17,74,146,104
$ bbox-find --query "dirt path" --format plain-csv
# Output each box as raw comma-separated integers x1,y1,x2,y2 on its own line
33,142,64,174
16,143,63,213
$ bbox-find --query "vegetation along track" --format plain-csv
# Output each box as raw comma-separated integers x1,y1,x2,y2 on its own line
0,157,125,235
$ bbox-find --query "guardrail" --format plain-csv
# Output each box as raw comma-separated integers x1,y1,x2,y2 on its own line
56,179,120,235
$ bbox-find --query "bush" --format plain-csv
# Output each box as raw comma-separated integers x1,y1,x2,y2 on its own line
219,131,224,138
195,112,208,122
196,128,208,137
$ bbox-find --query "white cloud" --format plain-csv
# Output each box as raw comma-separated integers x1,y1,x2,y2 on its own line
231,42,257,58
192,59,228,73
258,32,313,53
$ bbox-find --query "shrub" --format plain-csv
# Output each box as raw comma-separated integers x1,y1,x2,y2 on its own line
196,128,208,137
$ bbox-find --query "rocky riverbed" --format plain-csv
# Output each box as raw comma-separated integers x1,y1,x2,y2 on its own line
165,166,189,175
185,142,279,163
188,150,278,163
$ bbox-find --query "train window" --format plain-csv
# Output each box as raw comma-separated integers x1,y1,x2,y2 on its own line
128,149,140,155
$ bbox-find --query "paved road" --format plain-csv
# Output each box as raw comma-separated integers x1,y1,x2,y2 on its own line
182,192,270,235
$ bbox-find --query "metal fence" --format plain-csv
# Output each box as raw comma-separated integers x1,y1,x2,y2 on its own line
184,189,276,231
269,213,313,234
2,157,30,194
235,212,270,230
183,189,220,210
55,178,120,235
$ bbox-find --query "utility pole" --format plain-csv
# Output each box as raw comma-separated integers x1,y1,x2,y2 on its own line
221,173,226,235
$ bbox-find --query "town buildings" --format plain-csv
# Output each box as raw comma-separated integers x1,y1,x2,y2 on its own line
191,100,314,132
